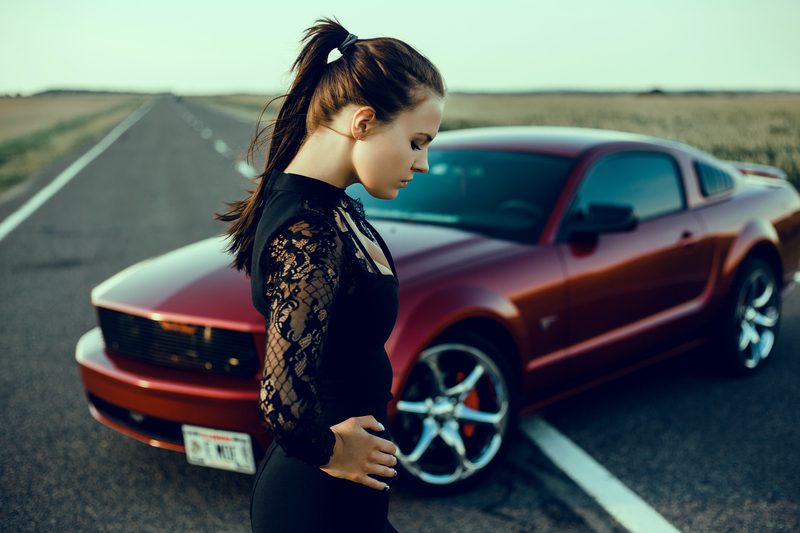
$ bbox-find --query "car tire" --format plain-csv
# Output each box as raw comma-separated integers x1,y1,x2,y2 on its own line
710,256,782,377
390,329,518,493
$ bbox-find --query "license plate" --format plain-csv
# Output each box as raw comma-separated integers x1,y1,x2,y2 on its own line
181,424,256,474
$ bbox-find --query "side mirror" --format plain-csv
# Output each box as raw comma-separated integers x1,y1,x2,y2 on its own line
563,203,638,241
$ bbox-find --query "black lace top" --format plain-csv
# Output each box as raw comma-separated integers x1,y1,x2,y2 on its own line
249,170,399,467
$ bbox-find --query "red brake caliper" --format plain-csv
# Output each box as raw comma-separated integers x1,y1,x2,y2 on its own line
455,370,479,438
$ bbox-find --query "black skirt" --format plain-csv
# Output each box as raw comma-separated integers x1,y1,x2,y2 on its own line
250,440,398,533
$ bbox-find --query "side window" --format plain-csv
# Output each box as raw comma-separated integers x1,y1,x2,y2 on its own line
694,160,735,197
567,152,685,222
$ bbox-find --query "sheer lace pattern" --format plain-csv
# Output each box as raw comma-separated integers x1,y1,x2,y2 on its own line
257,214,345,467
332,202,394,278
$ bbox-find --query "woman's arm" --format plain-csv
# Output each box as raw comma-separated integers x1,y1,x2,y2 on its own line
258,212,399,490
258,213,344,467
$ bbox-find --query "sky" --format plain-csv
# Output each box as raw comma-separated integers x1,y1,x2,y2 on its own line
1,0,798,95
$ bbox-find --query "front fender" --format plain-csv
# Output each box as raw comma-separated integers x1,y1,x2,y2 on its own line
389,285,527,399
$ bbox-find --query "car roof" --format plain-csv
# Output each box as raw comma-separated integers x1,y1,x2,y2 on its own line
430,126,707,159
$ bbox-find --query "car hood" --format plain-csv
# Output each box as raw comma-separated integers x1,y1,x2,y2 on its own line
91,220,500,330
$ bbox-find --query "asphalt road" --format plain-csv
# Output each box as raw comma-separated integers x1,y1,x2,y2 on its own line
1,95,797,532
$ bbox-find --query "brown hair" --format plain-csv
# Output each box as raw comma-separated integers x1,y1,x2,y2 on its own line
214,16,445,277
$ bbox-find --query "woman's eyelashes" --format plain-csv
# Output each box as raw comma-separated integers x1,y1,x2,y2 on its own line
411,141,421,151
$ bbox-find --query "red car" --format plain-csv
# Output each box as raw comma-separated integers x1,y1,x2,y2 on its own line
76,126,800,490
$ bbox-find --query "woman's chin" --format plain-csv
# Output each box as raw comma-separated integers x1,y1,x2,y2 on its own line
368,188,398,200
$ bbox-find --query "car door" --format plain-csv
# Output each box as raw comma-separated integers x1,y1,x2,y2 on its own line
551,150,712,384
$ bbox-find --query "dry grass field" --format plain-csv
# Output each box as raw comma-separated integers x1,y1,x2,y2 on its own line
193,92,800,189
0,94,145,198
0,94,141,144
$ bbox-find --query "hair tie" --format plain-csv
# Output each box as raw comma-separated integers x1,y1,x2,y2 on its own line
337,33,358,54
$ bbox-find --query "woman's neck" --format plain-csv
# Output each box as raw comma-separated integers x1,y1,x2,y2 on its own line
283,126,359,189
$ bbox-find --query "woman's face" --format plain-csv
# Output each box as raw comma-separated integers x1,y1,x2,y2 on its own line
350,95,444,199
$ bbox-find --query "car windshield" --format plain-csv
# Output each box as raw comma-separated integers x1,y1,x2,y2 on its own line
348,149,576,244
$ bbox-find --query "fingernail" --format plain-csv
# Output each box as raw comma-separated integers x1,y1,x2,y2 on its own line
383,484,390,491
393,469,398,476
377,422,385,431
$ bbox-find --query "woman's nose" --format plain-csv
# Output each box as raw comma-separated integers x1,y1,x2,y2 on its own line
412,158,429,174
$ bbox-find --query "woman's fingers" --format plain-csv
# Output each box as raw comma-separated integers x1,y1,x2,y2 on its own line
366,449,399,479
373,436,398,456
358,474,390,491
366,461,397,478
356,415,384,432
371,450,397,467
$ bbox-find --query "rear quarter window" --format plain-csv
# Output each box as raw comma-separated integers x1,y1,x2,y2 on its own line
694,160,736,197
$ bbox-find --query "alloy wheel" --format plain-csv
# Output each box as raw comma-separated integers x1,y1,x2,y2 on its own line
393,342,510,486
734,266,780,369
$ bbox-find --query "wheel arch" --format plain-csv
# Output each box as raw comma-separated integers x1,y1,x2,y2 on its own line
719,219,783,300
391,285,529,404
744,241,784,292
427,318,523,401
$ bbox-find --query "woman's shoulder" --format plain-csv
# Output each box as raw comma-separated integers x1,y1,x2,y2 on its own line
250,193,355,314
273,210,342,247
257,188,337,236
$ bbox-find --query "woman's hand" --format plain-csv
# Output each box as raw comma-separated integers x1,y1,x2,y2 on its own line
319,415,399,491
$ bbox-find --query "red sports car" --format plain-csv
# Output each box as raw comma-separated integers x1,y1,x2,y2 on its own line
75,126,800,490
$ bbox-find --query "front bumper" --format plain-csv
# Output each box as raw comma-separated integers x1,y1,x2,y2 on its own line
75,327,271,458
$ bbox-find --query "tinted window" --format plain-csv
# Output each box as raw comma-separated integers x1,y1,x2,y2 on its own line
694,160,735,196
566,151,685,222
349,149,576,244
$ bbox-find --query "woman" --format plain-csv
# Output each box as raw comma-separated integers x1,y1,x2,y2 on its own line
215,16,445,533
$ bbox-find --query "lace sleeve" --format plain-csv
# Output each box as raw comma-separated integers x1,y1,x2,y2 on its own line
258,214,345,467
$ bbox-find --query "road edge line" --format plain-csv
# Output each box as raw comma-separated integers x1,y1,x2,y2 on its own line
0,98,155,244
520,415,681,533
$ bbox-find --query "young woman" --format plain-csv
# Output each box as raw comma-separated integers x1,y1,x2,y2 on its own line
215,16,445,533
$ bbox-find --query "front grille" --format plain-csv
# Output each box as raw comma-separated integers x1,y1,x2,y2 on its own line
97,307,259,378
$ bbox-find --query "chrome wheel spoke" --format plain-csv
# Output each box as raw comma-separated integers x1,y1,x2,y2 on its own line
440,420,476,473
396,400,429,415
746,321,761,345
745,347,761,368
738,320,751,351
752,280,773,308
454,403,505,426
759,330,775,358
420,352,448,394
402,417,438,463
752,308,778,328
445,364,484,399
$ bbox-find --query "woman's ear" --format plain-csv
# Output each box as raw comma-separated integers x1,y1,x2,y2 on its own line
351,106,377,140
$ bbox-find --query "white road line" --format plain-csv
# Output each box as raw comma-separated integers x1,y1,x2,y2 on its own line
213,139,230,157
178,106,254,180
236,161,257,178
0,99,154,244
520,415,681,533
